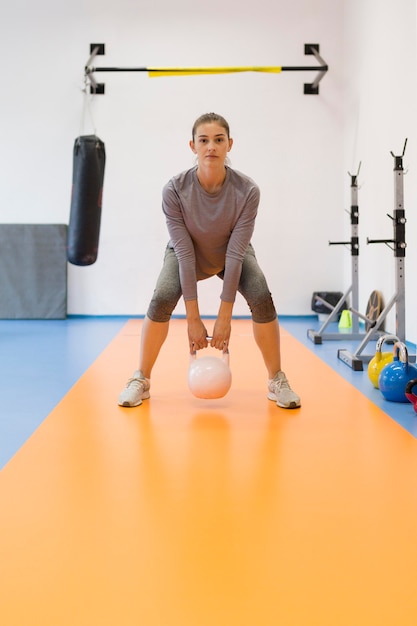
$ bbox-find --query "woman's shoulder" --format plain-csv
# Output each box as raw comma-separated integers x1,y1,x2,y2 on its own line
165,167,196,191
227,167,258,189
162,168,196,204
227,167,260,199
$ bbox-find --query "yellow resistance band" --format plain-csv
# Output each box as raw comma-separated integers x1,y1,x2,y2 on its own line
147,66,283,77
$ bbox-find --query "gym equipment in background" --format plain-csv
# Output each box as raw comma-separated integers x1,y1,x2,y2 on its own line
338,140,415,370
367,334,399,389
84,43,329,95
378,342,417,403
363,290,383,331
307,164,375,344
405,378,417,413
0,224,67,319
68,135,106,266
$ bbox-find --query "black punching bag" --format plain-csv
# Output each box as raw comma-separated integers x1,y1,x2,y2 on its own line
68,135,106,266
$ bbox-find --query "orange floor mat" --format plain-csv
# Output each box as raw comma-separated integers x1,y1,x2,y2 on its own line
1,318,417,625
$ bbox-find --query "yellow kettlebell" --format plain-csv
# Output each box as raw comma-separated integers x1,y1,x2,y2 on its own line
368,334,399,388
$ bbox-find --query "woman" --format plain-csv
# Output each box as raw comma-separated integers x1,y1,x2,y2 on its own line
118,112,300,409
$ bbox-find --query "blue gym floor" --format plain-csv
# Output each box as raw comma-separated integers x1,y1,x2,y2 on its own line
1,315,416,470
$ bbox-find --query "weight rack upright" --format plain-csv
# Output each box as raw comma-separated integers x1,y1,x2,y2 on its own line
338,140,415,370
308,165,365,344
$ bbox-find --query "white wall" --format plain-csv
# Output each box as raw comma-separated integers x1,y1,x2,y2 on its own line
4,0,416,344
0,0,344,318
343,0,417,344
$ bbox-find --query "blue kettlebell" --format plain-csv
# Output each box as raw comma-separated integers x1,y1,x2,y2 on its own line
378,342,417,403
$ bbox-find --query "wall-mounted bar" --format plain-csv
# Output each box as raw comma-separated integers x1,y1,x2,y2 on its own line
84,43,328,95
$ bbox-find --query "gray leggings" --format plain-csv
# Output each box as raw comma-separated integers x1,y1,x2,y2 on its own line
147,244,277,324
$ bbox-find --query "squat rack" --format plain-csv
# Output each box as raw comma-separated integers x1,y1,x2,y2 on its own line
307,164,365,343
338,140,415,370
84,43,329,95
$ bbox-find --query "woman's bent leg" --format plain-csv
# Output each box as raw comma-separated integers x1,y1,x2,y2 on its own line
118,246,181,407
139,316,170,379
238,246,301,408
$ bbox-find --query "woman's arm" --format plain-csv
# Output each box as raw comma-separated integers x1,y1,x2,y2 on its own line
185,299,209,352
162,181,199,301
211,300,233,349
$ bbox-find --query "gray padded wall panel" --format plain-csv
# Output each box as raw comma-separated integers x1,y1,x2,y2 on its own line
0,224,67,319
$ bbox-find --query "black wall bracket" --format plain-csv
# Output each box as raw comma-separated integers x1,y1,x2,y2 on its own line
303,44,325,94
86,44,106,94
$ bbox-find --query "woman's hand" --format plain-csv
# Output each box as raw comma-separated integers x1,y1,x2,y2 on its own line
185,299,208,353
188,319,209,353
211,318,231,350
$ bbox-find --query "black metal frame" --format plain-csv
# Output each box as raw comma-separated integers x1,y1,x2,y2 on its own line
84,43,328,95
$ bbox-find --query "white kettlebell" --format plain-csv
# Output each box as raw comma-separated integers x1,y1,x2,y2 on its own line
188,342,232,399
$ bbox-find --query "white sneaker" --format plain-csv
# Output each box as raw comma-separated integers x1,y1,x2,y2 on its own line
268,371,301,409
118,370,150,407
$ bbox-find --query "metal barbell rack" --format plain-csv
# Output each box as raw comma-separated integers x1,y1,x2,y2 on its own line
338,140,415,370
307,164,374,344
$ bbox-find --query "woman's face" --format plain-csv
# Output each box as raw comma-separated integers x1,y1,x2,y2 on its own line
190,122,233,166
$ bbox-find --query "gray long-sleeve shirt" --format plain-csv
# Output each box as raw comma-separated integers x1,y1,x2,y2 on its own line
162,166,260,303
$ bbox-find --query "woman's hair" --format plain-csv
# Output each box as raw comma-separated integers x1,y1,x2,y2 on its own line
192,113,230,140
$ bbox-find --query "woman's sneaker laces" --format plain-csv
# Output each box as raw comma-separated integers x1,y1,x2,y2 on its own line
267,371,301,409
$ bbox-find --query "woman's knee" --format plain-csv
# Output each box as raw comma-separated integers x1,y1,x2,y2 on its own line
249,295,277,323
147,247,181,322
147,290,180,322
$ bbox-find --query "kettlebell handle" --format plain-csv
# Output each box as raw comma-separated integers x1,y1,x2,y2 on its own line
375,334,399,353
190,337,230,365
393,341,409,365
206,335,228,348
